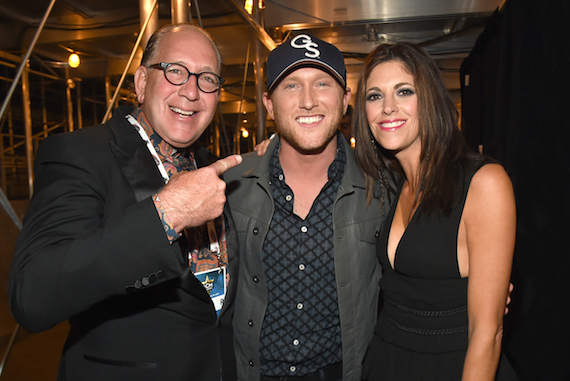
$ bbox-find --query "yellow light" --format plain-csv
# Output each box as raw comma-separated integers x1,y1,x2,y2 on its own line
68,53,80,68
244,0,253,14
350,137,356,148
241,128,249,139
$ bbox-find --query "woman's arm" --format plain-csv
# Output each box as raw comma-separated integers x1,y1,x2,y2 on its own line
461,163,516,380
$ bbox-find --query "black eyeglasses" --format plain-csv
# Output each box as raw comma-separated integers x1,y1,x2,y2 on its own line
148,62,225,93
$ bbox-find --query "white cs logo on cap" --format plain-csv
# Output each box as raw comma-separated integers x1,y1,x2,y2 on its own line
291,34,320,58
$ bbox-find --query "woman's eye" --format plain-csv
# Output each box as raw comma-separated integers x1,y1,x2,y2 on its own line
398,88,415,96
366,93,382,101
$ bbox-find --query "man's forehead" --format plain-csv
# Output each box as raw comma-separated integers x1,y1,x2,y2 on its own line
153,29,218,68
282,66,338,81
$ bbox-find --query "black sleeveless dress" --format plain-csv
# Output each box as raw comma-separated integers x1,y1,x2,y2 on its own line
362,161,517,380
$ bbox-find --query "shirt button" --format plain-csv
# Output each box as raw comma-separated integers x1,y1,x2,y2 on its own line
296,303,303,310
285,194,292,202
249,360,254,367
299,263,305,271
253,227,259,235
289,365,297,373
278,174,284,181
300,226,308,233
253,276,259,283
248,320,254,327
293,339,299,346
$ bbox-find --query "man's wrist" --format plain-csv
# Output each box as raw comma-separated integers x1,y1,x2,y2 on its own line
153,194,181,243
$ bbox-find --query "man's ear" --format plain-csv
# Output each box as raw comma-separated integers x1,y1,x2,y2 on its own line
343,87,352,115
262,92,275,120
134,66,147,104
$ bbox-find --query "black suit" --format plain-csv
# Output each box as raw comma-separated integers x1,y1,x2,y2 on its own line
9,106,237,380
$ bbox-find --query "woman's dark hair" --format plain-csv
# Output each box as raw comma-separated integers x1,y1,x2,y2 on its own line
353,42,473,215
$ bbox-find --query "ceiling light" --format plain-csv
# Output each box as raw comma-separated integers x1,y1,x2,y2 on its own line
68,53,80,68
244,0,253,14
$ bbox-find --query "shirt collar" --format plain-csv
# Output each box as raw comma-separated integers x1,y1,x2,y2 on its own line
130,106,192,160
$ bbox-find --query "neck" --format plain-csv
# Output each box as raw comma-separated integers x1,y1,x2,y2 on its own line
277,135,338,220
395,148,422,193
278,135,338,181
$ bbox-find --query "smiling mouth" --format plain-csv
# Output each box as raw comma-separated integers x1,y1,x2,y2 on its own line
170,106,195,116
380,120,405,129
296,116,323,124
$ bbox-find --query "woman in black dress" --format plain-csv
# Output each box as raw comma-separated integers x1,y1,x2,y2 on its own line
353,42,517,380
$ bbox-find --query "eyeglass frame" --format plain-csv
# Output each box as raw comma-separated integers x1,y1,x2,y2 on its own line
148,62,225,93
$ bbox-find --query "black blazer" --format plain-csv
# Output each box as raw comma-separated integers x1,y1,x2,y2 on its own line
9,106,238,381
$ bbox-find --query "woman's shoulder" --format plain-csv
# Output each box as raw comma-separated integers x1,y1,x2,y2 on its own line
468,161,514,206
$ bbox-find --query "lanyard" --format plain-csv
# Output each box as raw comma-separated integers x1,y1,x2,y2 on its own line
125,114,220,254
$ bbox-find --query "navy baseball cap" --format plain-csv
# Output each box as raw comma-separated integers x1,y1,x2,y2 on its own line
266,34,347,92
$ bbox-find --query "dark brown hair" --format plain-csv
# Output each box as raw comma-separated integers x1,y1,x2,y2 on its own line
353,42,472,215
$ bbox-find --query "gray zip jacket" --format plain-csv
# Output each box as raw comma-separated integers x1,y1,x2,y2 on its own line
224,135,385,381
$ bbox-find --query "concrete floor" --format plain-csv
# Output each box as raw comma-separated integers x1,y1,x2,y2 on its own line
0,200,67,380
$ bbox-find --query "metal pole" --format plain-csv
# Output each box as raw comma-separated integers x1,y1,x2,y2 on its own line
41,77,48,138
235,39,251,154
0,0,57,124
194,0,203,28
0,185,22,377
0,121,5,193
140,0,159,50
76,81,83,130
0,4,57,375
226,0,276,51
171,0,189,24
102,0,159,124
0,325,20,377
104,75,112,118
253,1,266,141
66,75,74,133
21,64,34,197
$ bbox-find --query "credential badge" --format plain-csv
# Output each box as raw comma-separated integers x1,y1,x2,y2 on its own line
291,34,320,58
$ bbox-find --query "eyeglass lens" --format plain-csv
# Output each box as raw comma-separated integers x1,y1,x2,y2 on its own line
164,63,221,93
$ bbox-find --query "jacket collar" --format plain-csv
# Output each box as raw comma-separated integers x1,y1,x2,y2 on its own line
107,106,219,202
108,106,165,202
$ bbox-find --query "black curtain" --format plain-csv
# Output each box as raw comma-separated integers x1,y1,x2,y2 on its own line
461,1,570,379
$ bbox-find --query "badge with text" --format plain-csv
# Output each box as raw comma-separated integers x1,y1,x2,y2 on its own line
194,267,226,316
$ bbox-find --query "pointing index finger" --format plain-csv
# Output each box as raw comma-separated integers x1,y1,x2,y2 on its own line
210,154,242,176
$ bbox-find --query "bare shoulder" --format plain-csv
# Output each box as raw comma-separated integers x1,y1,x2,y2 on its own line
468,163,514,200
464,162,515,225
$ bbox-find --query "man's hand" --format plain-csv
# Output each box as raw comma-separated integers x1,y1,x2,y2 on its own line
253,133,276,157
156,154,242,232
505,282,514,315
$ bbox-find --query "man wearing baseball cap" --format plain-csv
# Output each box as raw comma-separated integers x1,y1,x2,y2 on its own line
224,34,386,381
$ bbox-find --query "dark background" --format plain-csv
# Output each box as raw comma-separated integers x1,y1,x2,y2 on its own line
461,0,570,379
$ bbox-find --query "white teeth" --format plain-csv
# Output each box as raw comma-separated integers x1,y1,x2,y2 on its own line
296,116,323,124
170,107,195,116
381,120,405,128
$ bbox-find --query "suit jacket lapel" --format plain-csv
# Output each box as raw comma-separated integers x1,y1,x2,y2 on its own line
107,107,165,202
